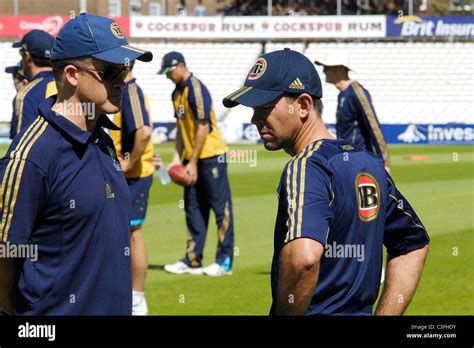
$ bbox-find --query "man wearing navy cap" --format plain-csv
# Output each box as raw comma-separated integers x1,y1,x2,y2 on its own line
223,49,429,315
5,62,30,92
159,51,235,277
0,13,152,316
11,29,57,139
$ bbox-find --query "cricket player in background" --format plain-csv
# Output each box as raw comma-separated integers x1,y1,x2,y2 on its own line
159,51,235,277
314,52,391,172
11,30,57,139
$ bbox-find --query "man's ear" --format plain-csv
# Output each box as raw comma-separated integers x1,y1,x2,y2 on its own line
64,65,79,88
297,93,312,121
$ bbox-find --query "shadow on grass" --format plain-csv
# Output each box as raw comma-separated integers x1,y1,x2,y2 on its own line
148,264,165,270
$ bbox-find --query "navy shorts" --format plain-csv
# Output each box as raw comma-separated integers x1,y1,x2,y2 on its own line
126,175,153,228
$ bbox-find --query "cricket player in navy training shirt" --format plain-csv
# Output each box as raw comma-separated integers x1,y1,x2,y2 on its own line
0,13,152,315
314,52,391,172
223,49,429,316
10,30,57,139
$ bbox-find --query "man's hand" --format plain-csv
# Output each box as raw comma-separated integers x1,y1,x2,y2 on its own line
119,157,131,175
275,238,324,315
152,154,164,170
185,160,198,185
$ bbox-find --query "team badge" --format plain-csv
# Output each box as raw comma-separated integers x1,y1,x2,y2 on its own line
212,167,219,179
247,58,267,80
355,172,380,222
107,146,122,172
110,22,125,39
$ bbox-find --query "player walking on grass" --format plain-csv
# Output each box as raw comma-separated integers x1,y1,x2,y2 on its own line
110,60,155,315
0,13,152,315
314,52,391,172
159,51,235,277
223,49,429,315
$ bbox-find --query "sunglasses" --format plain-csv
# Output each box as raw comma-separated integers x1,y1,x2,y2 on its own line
72,64,129,82
163,66,177,78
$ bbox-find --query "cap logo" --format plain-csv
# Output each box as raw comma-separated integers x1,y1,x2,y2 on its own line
247,58,267,80
289,78,305,90
110,22,125,39
171,59,178,65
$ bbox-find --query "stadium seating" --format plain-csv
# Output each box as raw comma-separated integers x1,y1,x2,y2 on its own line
1,41,472,139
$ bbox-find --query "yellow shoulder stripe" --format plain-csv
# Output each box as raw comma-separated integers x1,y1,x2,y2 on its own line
128,83,144,129
15,78,43,133
285,141,323,242
191,77,205,120
351,82,391,167
1,117,48,242
45,80,58,98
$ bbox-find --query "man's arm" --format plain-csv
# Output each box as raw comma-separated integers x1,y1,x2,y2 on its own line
0,244,15,315
274,238,324,315
375,244,429,315
185,120,209,185
119,126,152,175
169,126,184,168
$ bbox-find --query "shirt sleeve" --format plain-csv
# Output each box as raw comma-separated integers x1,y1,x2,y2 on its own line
121,84,151,134
18,95,39,134
284,152,334,247
187,77,212,122
351,83,391,167
384,176,430,257
0,158,48,245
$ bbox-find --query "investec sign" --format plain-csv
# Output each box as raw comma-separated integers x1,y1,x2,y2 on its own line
130,15,385,39
387,15,474,37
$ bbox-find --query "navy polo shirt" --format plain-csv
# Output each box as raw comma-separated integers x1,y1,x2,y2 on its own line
0,96,132,315
270,139,429,315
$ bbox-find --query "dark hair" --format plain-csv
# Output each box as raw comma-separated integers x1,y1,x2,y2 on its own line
31,55,52,68
283,92,324,118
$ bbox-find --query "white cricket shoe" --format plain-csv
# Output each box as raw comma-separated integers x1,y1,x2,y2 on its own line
164,261,203,275
203,262,233,277
132,296,148,316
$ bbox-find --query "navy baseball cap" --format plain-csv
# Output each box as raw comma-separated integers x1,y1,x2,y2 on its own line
223,48,322,108
51,13,152,64
12,29,54,59
5,61,30,81
158,51,185,74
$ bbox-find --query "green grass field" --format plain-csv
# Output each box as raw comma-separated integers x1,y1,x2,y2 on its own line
141,144,474,315
2,143,473,315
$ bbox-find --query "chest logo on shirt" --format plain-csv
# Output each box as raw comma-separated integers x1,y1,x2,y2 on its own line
355,172,380,222
107,146,122,172
106,183,115,199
